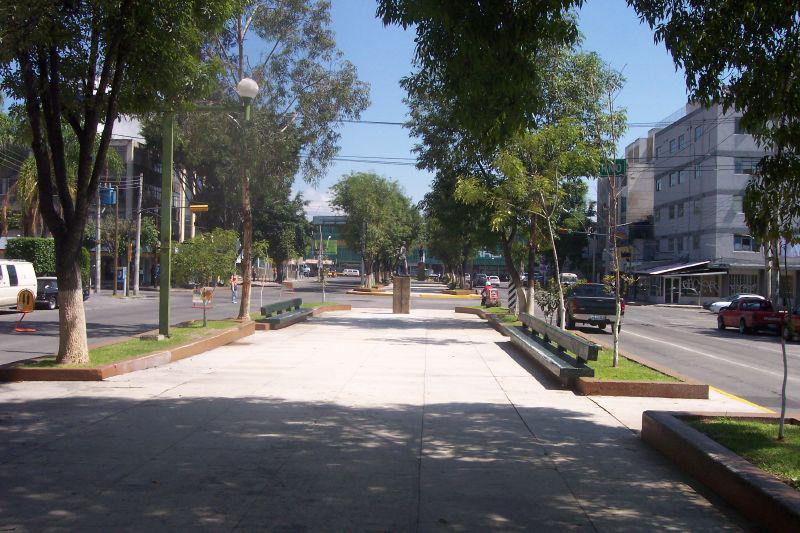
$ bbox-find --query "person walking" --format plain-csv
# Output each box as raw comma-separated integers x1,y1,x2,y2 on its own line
230,273,238,304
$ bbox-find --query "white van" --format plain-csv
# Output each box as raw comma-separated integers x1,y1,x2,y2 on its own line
560,272,579,286
342,268,360,277
0,260,38,307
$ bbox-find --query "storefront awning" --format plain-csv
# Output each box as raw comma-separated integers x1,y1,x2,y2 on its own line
303,258,334,266
634,261,710,275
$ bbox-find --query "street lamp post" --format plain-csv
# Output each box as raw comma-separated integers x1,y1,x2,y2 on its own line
158,78,259,338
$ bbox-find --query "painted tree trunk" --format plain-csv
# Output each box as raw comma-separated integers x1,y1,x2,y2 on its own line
55,244,89,364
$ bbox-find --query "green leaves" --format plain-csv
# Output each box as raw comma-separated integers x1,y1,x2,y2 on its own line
173,228,239,286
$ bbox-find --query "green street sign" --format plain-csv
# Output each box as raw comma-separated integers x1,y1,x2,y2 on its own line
599,158,626,177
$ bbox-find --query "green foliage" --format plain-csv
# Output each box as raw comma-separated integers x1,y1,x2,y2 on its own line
5,237,56,275
378,0,582,148
80,247,91,287
252,239,270,261
173,229,239,287
84,215,160,259
588,349,678,382
533,283,560,323
253,192,310,265
330,172,420,275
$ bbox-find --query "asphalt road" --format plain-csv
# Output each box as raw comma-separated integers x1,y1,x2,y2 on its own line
2,277,794,413
0,277,476,365
574,304,800,412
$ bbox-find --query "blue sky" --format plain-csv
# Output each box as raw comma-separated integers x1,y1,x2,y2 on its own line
298,0,691,217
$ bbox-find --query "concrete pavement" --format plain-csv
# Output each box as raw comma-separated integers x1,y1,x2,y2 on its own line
0,308,760,530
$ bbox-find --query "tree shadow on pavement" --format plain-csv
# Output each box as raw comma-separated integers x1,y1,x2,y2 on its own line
0,395,748,531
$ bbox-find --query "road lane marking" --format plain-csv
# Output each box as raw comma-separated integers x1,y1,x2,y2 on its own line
623,330,799,383
709,386,776,413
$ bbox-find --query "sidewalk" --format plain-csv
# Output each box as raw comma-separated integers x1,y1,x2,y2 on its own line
0,308,757,530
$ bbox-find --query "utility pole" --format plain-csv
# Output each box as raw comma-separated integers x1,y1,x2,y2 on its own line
133,173,143,296
95,187,101,293
318,224,324,282
113,167,120,296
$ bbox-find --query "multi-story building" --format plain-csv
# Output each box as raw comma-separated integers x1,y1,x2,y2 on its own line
601,102,800,304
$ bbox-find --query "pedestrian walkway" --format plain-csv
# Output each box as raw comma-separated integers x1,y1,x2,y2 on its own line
0,309,757,530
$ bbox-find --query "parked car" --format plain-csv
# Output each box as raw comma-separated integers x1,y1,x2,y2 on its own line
706,293,764,314
499,273,509,282
717,297,783,334
563,283,624,331
341,268,360,277
487,275,500,285
0,260,37,308
560,272,578,286
471,273,488,289
35,276,90,310
300,265,311,277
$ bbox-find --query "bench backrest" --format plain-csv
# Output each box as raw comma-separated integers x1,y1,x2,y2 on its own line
519,312,599,361
261,298,302,316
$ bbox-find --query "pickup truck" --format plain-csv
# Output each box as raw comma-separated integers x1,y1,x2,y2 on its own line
717,297,784,334
563,283,624,331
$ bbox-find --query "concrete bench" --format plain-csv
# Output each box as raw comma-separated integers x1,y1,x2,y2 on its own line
260,298,311,330
509,312,601,384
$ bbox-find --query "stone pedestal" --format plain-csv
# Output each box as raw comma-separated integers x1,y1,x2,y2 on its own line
393,276,411,314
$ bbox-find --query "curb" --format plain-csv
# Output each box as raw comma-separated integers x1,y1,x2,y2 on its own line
642,411,800,531
0,321,255,382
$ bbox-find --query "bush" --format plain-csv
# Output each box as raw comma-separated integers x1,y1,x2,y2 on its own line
5,237,56,275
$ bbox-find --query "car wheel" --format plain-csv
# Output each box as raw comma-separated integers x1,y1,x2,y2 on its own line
739,319,749,335
47,296,57,310
717,316,725,330
597,323,607,330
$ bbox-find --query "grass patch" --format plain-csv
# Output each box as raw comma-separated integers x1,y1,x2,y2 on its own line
686,417,800,490
467,305,523,327
587,348,680,382
22,319,240,369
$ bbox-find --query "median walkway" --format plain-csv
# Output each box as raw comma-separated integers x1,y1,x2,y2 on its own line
0,308,758,530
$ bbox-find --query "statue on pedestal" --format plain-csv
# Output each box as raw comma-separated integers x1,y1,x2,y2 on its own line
396,241,409,276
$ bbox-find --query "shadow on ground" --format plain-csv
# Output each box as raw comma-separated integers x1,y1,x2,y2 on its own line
0,394,746,530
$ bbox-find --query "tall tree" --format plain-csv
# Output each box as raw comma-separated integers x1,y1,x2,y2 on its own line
330,172,419,287
0,0,234,363
378,0,582,149
252,189,311,281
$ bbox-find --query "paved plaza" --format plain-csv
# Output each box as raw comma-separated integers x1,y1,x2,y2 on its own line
0,309,760,530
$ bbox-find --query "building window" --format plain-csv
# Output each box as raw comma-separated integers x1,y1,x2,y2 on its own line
733,234,759,252
677,236,684,252
670,139,676,153
694,164,702,178
693,234,700,249
729,273,758,294
669,205,675,219
679,169,690,183
669,172,677,186
694,125,704,141
656,146,662,159
731,195,743,213
734,117,745,134
693,200,701,216
668,238,675,251
678,134,685,150
734,157,760,174
654,208,661,222
677,203,684,217
655,177,663,191
660,238,667,252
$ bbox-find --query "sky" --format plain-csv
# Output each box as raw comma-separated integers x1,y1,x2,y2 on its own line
297,0,691,218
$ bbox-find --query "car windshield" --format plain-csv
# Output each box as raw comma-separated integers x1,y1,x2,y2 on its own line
37,279,55,291
568,284,610,297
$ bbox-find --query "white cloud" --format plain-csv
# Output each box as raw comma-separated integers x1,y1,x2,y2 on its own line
296,186,337,219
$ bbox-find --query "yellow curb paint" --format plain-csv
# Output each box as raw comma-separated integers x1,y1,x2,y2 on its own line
710,386,775,414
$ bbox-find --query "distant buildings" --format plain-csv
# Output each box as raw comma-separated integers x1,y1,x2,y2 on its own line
597,102,800,304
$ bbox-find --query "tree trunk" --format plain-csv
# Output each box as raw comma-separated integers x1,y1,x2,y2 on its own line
545,216,566,329
237,173,252,320
55,241,89,364
499,230,527,311
526,219,537,314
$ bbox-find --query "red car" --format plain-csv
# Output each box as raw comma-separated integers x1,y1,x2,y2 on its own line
781,305,800,341
718,297,784,334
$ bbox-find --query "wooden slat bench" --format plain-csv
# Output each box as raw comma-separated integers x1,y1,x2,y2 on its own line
509,312,601,384
260,298,311,330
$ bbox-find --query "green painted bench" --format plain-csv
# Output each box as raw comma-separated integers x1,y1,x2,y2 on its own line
509,312,601,384
260,298,311,330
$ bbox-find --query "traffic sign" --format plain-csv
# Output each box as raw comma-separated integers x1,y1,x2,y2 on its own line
16,289,35,313
599,159,626,177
